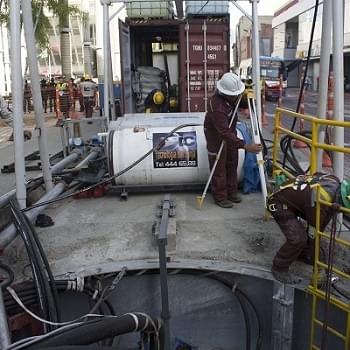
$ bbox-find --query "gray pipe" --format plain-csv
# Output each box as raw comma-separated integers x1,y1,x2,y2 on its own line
0,149,82,208
332,0,344,181
22,0,53,192
316,0,332,171
50,149,82,175
10,0,26,209
251,0,262,127
75,148,100,168
103,2,110,121
0,183,65,250
0,288,10,348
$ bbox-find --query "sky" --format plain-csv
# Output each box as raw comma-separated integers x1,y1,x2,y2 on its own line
230,0,289,21
229,0,289,44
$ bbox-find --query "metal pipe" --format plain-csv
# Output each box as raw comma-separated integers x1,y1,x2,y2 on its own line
0,189,16,208
0,183,65,250
203,20,208,112
10,0,26,209
185,22,191,112
316,0,332,171
251,0,262,127
0,149,83,208
75,148,100,168
103,2,110,121
0,288,11,348
332,0,344,181
107,25,116,120
22,0,53,192
50,149,82,175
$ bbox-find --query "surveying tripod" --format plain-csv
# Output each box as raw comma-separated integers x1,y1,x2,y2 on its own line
245,89,268,208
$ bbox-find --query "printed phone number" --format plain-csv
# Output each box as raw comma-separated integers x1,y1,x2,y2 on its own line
154,160,197,168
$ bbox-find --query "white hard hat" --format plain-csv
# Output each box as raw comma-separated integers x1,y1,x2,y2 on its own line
216,72,245,96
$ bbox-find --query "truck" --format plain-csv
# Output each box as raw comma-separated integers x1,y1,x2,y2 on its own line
118,15,230,114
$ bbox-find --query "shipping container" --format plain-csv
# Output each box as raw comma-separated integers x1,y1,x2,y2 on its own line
126,1,174,19
178,17,230,112
119,16,230,114
186,1,229,16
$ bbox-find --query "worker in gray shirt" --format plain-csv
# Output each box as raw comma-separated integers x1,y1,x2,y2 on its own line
0,94,32,141
80,75,97,118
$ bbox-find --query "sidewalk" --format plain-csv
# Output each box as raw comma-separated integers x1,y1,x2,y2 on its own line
0,111,57,146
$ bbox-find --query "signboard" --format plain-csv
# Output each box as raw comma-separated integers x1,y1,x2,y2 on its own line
153,131,198,168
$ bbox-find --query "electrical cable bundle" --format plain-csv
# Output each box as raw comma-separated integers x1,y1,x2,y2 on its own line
10,200,60,332
281,0,320,174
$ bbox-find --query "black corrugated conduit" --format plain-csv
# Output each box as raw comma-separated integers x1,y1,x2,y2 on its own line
281,0,320,175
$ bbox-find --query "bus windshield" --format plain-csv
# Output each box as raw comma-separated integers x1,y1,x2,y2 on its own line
260,58,285,80
260,68,280,79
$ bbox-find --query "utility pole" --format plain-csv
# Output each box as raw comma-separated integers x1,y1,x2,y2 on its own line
9,0,26,208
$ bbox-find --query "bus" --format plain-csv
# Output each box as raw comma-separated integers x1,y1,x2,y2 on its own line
239,56,287,100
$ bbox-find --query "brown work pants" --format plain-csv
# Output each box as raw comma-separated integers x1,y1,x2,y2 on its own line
268,197,309,271
268,187,333,271
208,144,238,202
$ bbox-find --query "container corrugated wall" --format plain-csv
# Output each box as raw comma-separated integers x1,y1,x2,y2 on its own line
186,1,229,16
178,18,230,112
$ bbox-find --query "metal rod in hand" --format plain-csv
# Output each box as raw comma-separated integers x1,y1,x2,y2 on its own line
196,95,242,209
247,92,268,208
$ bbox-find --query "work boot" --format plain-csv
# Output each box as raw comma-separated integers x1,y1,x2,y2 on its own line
271,266,296,284
215,200,234,208
229,193,242,203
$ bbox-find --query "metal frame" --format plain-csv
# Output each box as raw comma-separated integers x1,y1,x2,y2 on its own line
308,187,350,350
272,107,350,180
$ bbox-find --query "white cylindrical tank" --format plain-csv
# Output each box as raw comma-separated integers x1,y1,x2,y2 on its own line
108,113,245,186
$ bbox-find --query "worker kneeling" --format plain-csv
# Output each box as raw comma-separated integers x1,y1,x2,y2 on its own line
268,173,344,284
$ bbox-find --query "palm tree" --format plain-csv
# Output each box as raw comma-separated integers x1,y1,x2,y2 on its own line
0,0,79,77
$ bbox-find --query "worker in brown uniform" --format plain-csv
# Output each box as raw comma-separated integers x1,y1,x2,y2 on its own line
267,173,342,283
204,72,262,208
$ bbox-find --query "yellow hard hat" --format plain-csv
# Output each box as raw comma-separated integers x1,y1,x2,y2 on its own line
84,74,90,80
153,90,165,105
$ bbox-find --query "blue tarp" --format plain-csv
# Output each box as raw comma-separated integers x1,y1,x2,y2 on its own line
236,122,261,194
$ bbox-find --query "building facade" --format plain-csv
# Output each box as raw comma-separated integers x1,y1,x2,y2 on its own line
233,15,273,70
272,0,350,90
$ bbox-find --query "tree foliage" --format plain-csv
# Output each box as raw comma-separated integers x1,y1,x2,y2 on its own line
0,0,80,49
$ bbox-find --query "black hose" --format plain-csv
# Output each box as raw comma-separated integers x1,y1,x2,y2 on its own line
235,289,251,350
207,274,263,350
22,214,61,322
22,123,201,212
282,0,320,169
0,262,14,289
10,201,51,329
25,313,162,349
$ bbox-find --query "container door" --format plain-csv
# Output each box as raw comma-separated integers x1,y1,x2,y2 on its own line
178,18,230,112
119,19,133,113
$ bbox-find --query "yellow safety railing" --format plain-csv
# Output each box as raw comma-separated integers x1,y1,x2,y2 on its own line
271,108,350,349
272,107,350,179
308,187,350,350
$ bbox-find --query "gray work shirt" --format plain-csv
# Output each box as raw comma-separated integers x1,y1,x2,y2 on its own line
80,81,97,98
